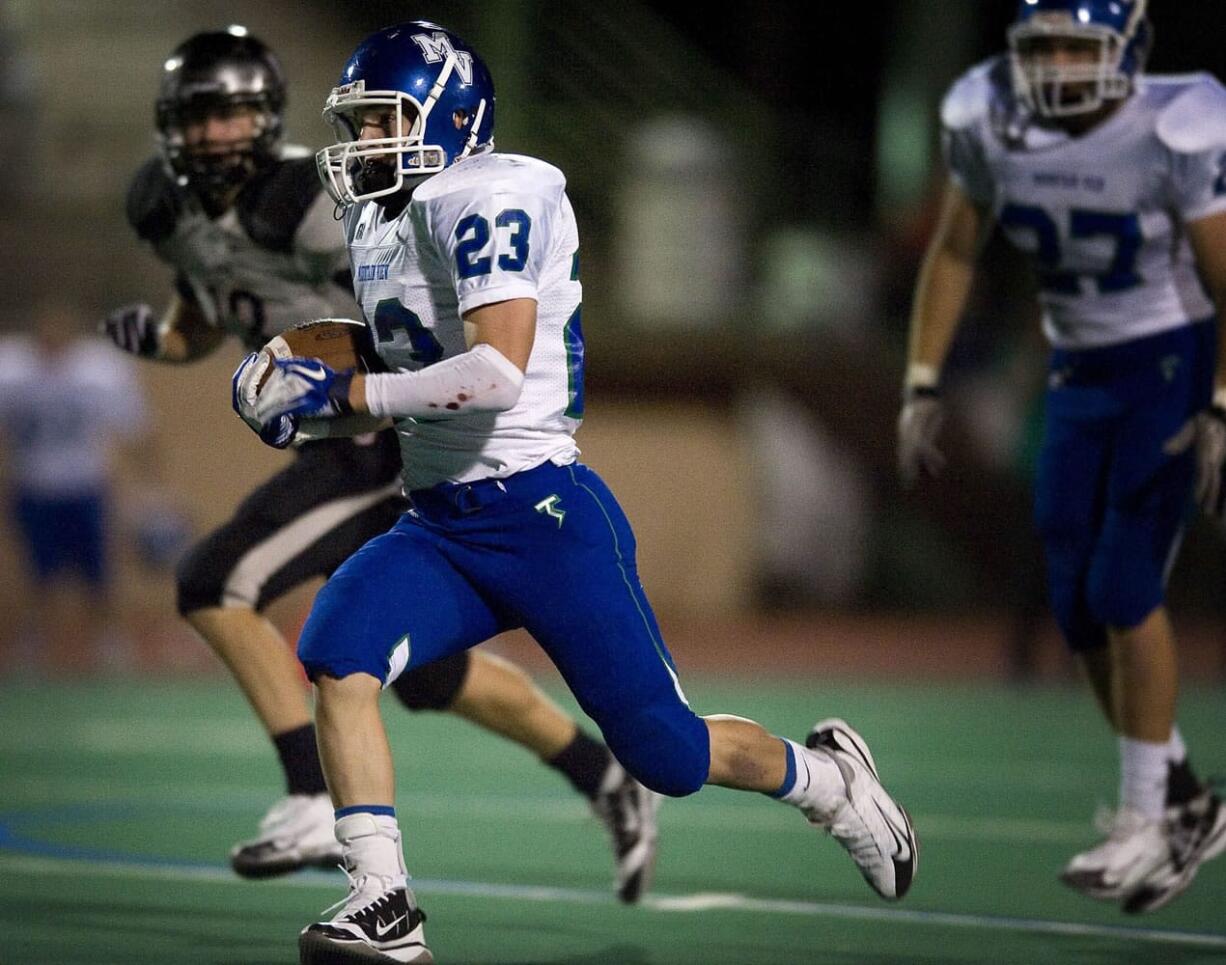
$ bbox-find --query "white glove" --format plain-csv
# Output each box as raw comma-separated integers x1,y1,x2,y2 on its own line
1164,405,1226,518
898,389,946,488
231,351,272,431
231,351,299,449
254,358,354,423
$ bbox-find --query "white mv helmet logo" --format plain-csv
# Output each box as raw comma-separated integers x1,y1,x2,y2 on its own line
411,32,474,85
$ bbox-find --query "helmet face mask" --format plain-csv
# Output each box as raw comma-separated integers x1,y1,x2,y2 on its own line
317,22,495,206
160,96,277,196
156,27,286,204
317,84,433,205
1008,0,1150,120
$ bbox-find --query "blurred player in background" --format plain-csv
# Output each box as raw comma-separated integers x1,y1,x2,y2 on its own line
899,0,1226,913
0,298,148,673
246,21,917,963
104,26,657,899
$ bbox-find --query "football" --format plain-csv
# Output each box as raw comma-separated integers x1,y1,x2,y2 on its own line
256,318,381,393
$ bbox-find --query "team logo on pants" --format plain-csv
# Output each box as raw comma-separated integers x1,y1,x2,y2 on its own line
534,495,566,528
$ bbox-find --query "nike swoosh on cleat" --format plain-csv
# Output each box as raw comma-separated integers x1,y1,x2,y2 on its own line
873,799,912,864
374,914,406,938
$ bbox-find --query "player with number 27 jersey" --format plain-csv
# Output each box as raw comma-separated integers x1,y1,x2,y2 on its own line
345,151,583,491
899,0,1226,918
944,57,1226,348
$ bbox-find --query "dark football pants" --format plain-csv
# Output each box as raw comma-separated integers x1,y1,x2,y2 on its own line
176,430,471,710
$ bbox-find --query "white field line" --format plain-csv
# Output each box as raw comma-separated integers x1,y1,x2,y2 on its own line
1,852,1224,951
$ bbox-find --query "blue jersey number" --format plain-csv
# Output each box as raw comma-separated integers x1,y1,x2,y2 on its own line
372,298,444,367
455,209,532,278
1213,153,1226,196
999,204,1143,295
563,303,585,419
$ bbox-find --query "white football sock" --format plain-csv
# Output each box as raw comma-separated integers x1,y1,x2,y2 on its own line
1165,725,1187,765
335,812,408,890
1119,736,1168,822
776,738,846,819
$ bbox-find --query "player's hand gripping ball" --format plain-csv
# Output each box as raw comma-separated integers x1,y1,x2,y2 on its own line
232,318,378,447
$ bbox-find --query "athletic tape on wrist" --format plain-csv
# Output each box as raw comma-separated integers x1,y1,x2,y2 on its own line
905,363,941,391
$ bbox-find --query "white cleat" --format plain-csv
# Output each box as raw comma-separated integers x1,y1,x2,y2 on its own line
230,793,343,879
299,876,431,964
1059,806,1170,901
1123,788,1226,914
804,718,917,900
591,761,660,903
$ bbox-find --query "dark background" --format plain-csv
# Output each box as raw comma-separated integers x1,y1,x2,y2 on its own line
0,0,1223,677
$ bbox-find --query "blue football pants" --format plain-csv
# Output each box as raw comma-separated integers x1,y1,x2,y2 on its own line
1034,321,1213,651
299,460,711,797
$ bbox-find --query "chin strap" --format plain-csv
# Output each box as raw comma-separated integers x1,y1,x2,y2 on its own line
457,99,487,161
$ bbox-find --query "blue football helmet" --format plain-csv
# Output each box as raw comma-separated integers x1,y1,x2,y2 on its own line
317,21,496,205
1008,0,1151,118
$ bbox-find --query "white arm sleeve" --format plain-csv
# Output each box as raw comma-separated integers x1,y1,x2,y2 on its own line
364,342,525,419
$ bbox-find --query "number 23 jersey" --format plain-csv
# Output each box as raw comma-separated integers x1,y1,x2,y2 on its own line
344,152,585,491
943,56,1226,350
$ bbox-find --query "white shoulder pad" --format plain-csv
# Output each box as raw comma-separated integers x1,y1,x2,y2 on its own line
941,56,1007,132
413,152,567,204
1155,74,1226,154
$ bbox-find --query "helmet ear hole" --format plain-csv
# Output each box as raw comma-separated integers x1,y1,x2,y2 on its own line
452,109,468,131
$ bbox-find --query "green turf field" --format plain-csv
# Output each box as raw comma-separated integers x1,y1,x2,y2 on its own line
2,676,1224,964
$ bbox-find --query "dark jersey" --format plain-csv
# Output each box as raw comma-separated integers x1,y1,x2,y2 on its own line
127,150,358,351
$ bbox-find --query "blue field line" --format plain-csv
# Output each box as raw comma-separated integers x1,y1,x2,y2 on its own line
0,807,226,869
3,814,1226,952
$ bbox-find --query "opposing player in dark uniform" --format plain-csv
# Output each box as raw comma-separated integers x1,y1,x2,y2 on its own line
103,26,657,902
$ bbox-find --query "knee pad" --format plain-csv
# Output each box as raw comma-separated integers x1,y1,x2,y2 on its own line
174,538,234,617
596,699,710,798
389,651,470,711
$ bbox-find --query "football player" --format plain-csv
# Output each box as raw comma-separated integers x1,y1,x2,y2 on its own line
246,21,917,963
898,0,1226,913
0,298,149,672
104,26,658,902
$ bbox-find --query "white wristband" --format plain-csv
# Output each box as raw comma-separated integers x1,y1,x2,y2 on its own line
365,343,525,419
905,363,941,391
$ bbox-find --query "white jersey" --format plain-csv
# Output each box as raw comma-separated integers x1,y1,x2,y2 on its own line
344,152,584,490
127,148,358,351
943,57,1226,349
0,336,147,496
